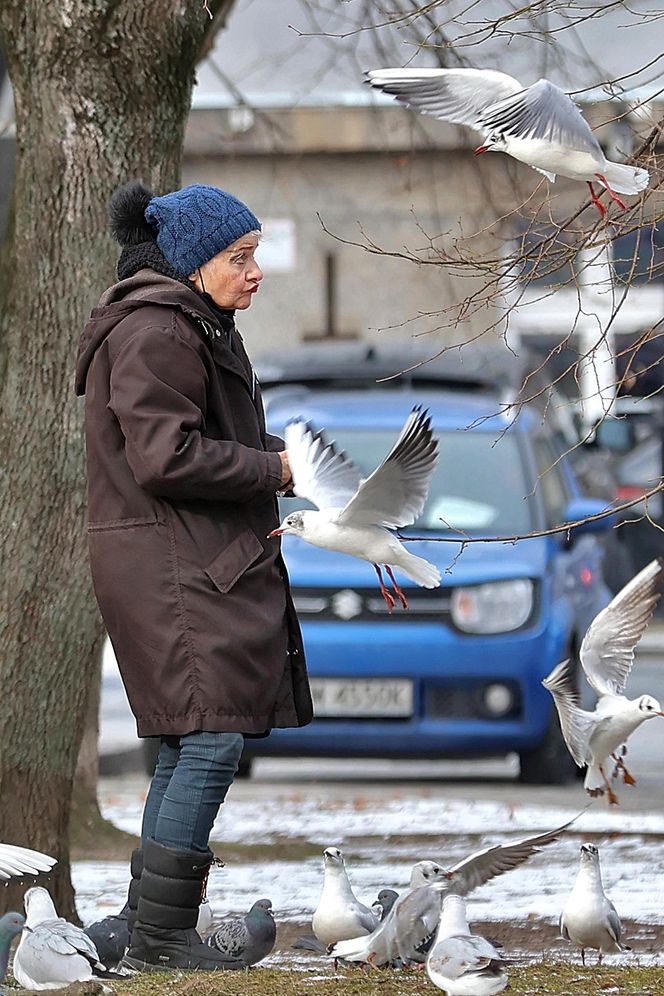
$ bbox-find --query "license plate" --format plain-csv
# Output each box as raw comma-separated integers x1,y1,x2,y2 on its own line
310,679,414,718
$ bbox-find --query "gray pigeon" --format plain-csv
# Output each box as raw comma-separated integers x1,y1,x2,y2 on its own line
373,889,399,921
205,899,276,967
0,912,25,982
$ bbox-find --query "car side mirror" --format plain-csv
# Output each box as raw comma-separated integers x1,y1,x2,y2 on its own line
562,497,615,537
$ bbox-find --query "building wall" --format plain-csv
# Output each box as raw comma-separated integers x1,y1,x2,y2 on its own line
183,144,532,359
183,104,663,362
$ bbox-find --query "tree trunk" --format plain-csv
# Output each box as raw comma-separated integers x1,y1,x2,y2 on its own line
0,0,235,919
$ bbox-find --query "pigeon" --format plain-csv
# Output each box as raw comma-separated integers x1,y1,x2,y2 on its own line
12,887,118,990
83,902,130,970
560,843,629,965
205,899,275,967
312,847,380,946
366,68,649,216
0,844,56,882
373,889,399,921
426,894,508,995
0,912,25,983
543,557,664,804
269,406,440,611
331,816,576,966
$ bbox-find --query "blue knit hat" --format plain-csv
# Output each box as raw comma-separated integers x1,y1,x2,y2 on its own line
144,183,261,276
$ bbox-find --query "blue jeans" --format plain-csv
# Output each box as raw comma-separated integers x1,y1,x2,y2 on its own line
140,731,244,852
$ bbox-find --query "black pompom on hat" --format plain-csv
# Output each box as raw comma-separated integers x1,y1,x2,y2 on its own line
109,181,157,246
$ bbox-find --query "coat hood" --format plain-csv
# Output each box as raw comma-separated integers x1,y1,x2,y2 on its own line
75,269,223,396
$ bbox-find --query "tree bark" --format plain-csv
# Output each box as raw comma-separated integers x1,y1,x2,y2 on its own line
0,0,235,919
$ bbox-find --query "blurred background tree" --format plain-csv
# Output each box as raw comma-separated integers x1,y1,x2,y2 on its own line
0,0,236,919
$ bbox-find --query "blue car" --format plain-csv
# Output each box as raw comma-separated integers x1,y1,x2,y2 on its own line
242,386,611,783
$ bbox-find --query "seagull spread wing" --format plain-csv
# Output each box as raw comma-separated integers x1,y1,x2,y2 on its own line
0,843,57,881
447,814,579,894
579,557,664,697
366,67,523,129
285,420,362,511
542,658,597,765
478,78,602,156
337,406,438,529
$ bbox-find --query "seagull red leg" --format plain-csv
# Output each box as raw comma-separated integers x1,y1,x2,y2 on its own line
587,181,606,217
595,173,628,211
373,564,395,613
384,565,409,610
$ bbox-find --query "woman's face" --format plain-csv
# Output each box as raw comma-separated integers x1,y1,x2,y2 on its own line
191,232,263,309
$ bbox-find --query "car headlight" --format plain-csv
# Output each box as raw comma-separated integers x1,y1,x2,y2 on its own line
451,579,534,634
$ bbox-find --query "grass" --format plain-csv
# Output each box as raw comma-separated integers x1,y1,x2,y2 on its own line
8,961,654,996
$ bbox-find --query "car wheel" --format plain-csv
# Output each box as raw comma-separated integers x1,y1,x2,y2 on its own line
518,708,578,785
236,757,253,779
142,737,160,777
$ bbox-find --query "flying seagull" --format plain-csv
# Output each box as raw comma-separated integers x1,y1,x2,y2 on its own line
269,406,440,611
560,843,629,965
543,557,664,804
0,843,56,882
366,68,649,216
426,894,507,995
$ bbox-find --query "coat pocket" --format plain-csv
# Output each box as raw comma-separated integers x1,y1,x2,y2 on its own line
204,528,264,594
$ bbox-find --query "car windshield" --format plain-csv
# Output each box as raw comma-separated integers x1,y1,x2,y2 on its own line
281,428,535,535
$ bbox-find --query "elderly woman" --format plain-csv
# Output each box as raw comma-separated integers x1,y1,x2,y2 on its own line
75,182,312,971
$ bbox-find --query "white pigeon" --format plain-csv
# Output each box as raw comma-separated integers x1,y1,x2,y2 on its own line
0,844,56,882
366,68,649,216
560,843,629,965
543,557,664,805
331,816,575,966
13,887,109,990
312,847,380,946
269,406,440,611
426,894,508,995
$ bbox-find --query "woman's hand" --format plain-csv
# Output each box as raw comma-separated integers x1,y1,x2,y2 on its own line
278,451,292,489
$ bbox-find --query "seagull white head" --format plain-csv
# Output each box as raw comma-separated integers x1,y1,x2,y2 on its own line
637,694,664,717
23,886,57,927
579,842,600,864
268,510,308,539
409,859,453,887
323,846,344,866
474,131,507,155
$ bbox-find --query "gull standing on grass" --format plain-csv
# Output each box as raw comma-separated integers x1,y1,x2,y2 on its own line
268,406,440,611
12,887,116,990
426,894,508,995
543,557,664,805
366,68,649,216
331,816,576,967
312,847,380,946
0,844,56,882
560,843,629,965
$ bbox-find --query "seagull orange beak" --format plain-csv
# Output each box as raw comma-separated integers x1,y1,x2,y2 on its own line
474,144,489,155
267,528,285,539
657,711,664,717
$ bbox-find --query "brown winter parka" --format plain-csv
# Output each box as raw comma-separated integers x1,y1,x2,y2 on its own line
75,269,313,738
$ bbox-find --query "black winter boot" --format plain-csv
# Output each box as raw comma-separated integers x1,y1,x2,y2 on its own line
123,838,243,972
85,847,143,967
